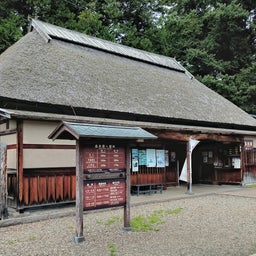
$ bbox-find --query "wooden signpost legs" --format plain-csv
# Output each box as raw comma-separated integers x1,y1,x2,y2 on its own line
74,142,131,243
124,146,131,231
74,141,85,243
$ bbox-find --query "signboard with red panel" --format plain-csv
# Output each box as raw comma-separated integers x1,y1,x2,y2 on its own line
83,180,126,210
84,147,125,170
83,146,126,210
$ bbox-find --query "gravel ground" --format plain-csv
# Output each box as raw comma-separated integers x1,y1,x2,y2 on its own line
1,190,256,256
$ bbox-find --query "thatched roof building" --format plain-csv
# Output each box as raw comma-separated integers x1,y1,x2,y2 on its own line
1,20,256,211
0,19,256,131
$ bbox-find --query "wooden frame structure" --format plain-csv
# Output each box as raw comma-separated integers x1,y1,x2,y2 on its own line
49,121,156,242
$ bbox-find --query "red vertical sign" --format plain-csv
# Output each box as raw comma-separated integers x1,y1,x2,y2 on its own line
83,180,126,210
83,146,126,210
83,147,126,170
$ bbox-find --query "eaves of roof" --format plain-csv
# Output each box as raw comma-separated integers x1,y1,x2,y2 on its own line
48,121,157,140
2,108,256,137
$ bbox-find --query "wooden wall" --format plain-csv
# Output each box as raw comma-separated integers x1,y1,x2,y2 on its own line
1,119,78,209
130,167,165,185
7,168,76,208
21,168,75,207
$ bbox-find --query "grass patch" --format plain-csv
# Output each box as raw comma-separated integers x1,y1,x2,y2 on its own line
131,215,160,232
165,207,183,215
106,216,122,225
108,243,116,256
66,224,73,230
96,219,103,224
131,208,183,232
99,208,183,232
28,234,36,241
245,184,256,188
7,240,15,245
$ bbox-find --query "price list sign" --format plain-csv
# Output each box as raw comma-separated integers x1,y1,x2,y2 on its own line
83,147,126,170
83,180,126,210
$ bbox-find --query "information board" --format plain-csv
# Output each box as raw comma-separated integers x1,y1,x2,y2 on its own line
84,147,125,170
83,180,126,210
83,146,126,210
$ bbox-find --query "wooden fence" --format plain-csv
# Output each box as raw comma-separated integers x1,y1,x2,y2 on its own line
7,168,76,209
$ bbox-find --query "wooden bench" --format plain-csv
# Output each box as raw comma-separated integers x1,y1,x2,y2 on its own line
131,183,163,196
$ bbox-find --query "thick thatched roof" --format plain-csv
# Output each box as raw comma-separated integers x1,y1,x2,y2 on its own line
0,19,256,130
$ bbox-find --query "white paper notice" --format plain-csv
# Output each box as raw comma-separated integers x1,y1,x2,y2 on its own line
146,149,156,167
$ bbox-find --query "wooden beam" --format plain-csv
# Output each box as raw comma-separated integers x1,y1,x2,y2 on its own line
154,131,190,141
193,134,242,142
154,131,242,143
17,120,23,206
240,141,245,183
7,144,76,150
186,141,192,193
23,144,75,149
74,140,85,243
0,143,8,219
0,128,17,136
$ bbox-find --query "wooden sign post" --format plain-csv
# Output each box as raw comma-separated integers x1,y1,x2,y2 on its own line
48,121,156,244
124,146,131,230
74,141,85,243
74,142,131,243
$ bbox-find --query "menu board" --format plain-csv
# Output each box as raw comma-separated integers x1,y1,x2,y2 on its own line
84,147,125,170
83,180,126,210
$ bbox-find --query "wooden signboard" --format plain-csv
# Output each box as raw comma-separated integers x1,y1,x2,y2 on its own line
83,180,126,210
83,146,126,210
84,147,125,170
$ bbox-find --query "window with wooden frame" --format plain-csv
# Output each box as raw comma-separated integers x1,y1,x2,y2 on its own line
244,140,256,166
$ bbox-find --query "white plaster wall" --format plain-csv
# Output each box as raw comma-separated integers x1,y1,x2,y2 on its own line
9,120,17,130
0,127,17,169
23,120,75,145
23,149,75,168
0,120,16,131
0,123,6,132
0,133,16,145
23,120,76,168
7,149,16,169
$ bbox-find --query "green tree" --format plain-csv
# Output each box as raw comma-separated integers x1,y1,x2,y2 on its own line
161,0,256,113
0,13,23,53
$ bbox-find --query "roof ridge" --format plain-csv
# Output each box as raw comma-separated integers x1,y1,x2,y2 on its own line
30,19,52,43
30,19,185,73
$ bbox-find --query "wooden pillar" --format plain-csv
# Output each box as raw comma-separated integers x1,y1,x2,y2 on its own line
0,143,8,219
17,120,24,208
124,146,131,231
186,140,193,194
240,141,245,184
74,140,85,243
